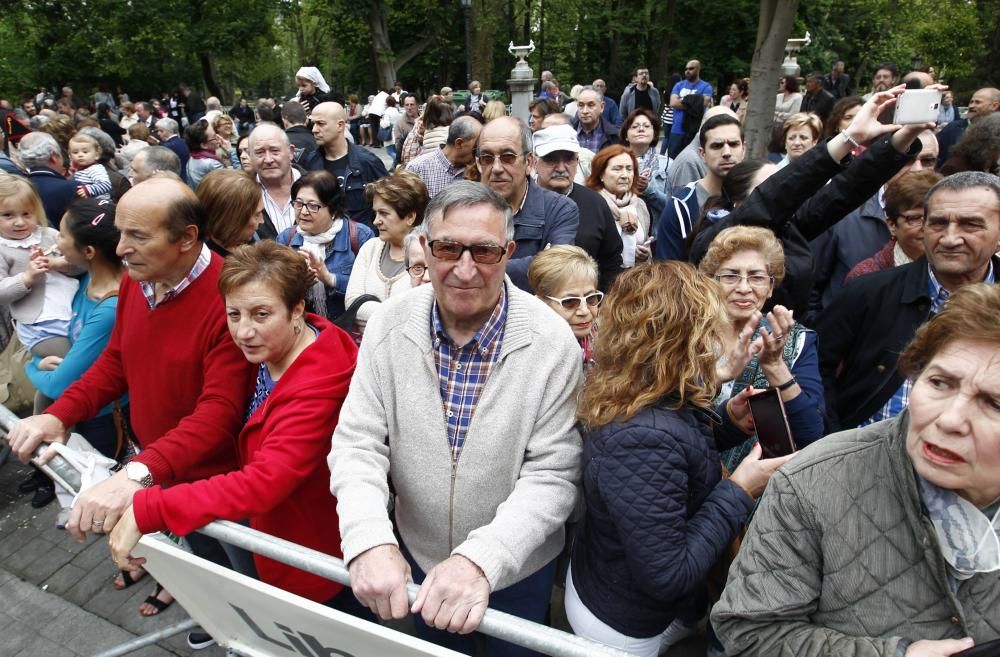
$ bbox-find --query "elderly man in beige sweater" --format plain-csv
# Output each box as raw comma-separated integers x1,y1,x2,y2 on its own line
329,181,582,657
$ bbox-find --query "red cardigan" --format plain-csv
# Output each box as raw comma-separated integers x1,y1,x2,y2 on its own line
47,252,255,485
133,315,359,602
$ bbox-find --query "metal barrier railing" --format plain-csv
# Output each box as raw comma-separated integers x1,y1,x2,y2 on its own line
0,405,636,657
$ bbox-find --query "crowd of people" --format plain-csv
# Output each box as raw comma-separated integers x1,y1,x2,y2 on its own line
0,56,999,657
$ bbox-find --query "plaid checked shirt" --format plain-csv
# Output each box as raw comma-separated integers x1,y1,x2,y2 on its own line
405,147,465,198
140,243,212,309
432,284,508,462
862,262,996,426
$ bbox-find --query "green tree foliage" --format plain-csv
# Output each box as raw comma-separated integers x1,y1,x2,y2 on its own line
0,0,993,105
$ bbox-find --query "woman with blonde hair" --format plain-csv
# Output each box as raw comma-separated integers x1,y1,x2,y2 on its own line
565,261,792,657
528,245,601,368
778,112,823,167
482,100,507,122
195,169,264,255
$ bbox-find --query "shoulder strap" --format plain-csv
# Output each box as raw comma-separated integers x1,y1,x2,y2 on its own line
98,289,119,303
348,219,360,255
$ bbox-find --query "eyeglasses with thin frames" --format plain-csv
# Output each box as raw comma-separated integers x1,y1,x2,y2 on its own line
714,273,773,288
406,264,427,277
427,239,508,264
546,291,604,310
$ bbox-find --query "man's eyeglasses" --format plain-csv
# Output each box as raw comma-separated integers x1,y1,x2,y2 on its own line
546,292,604,310
407,264,427,277
427,239,507,264
714,273,773,288
292,199,324,213
477,151,525,167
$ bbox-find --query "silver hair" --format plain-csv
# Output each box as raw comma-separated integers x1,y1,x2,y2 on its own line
137,145,182,176
155,117,179,136
926,171,1000,212
248,122,290,150
17,132,61,168
446,116,479,146
421,181,514,242
403,228,422,268
76,127,116,162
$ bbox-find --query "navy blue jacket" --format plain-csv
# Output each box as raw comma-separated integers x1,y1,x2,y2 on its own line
161,136,191,184
28,168,79,228
300,142,389,228
571,402,754,637
508,180,579,291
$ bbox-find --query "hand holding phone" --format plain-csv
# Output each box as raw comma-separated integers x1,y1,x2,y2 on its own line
893,89,943,125
747,387,796,458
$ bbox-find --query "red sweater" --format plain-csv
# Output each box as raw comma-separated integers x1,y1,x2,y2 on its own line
133,315,358,602
47,253,255,485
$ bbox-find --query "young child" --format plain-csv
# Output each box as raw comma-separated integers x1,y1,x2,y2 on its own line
0,175,80,358
68,132,112,200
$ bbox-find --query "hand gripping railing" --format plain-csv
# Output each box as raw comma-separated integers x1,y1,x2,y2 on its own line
0,404,637,657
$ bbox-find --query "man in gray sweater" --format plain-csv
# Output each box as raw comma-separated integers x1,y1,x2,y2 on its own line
329,182,582,656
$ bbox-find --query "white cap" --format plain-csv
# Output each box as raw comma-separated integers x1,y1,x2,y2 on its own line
532,124,580,157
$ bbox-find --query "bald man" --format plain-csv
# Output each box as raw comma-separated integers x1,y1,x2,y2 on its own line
302,101,388,227
936,87,1000,168
9,178,255,562
249,123,299,239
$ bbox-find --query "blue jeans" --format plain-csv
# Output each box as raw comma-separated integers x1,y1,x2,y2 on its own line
403,543,556,657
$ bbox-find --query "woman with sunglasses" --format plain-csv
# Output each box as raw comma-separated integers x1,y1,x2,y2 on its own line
698,226,825,472
566,262,792,657
528,245,602,369
277,171,374,319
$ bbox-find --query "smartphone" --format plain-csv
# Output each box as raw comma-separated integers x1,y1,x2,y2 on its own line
893,89,943,125
954,639,1000,657
747,388,796,458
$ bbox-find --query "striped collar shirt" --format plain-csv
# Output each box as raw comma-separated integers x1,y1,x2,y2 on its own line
140,243,212,309
432,283,508,462
258,168,302,235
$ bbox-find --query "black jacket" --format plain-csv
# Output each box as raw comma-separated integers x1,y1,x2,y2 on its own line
568,184,622,291
571,402,752,637
815,255,1000,430
689,135,918,319
801,89,836,124
285,125,317,162
300,142,389,227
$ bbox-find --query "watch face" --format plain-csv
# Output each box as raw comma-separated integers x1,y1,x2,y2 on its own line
127,462,150,483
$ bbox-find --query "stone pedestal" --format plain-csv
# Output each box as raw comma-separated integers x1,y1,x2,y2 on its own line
507,41,535,125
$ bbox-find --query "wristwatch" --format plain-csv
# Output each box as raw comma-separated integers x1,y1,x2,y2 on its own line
125,461,153,488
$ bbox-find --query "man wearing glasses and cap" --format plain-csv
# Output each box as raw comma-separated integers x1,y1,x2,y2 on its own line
533,123,622,290
473,115,579,291
330,180,583,657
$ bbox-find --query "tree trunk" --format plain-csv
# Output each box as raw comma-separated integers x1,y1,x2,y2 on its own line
472,0,501,88
368,0,397,89
199,53,223,99
744,0,800,158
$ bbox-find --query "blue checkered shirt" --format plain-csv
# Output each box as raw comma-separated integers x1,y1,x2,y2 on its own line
576,123,604,153
862,262,995,426
140,243,212,309
432,284,508,462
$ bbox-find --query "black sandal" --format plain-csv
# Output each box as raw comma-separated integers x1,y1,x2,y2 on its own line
140,584,174,616
113,567,147,590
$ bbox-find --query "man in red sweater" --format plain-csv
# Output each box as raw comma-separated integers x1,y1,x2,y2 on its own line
10,177,255,543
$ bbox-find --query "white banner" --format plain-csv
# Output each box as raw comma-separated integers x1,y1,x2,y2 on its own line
133,535,466,657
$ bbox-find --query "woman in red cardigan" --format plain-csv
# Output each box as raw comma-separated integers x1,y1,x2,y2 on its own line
110,240,365,614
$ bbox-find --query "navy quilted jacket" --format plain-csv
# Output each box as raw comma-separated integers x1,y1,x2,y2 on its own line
570,401,754,637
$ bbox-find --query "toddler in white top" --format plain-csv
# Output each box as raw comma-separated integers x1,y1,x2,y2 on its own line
0,175,80,357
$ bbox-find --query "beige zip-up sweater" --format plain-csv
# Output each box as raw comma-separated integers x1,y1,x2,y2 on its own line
330,280,583,591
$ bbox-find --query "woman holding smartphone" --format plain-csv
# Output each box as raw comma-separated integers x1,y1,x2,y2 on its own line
699,225,825,470
565,262,793,657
